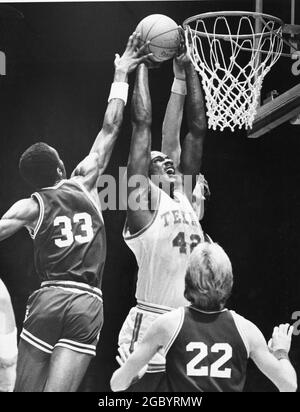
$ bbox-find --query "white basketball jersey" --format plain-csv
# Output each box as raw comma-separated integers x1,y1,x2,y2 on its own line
123,187,205,308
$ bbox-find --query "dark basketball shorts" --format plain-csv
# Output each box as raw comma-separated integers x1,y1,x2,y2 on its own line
20,281,103,357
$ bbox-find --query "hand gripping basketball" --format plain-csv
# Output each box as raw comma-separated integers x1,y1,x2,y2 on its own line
173,30,186,80
114,32,153,74
135,14,180,63
173,28,193,70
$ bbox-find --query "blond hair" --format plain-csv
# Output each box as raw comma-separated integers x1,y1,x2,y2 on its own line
184,242,233,311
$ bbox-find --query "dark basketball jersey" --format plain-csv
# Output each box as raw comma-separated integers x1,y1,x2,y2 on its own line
166,307,248,392
28,179,106,288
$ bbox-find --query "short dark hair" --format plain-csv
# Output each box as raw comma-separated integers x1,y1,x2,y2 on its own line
19,142,60,189
184,243,233,311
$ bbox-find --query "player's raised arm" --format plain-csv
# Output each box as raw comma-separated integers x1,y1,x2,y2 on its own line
0,198,39,242
161,57,186,167
72,33,151,189
179,44,207,190
126,63,157,234
247,321,297,392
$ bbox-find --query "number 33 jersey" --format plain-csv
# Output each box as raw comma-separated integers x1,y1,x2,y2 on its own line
28,178,106,288
123,187,205,308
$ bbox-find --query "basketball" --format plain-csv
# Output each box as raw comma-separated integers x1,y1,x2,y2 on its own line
136,14,180,62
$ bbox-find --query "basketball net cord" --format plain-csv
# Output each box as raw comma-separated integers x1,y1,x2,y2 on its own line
185,16,283,131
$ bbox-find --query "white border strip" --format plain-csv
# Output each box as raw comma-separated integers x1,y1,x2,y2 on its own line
55,343,95,356
29,193,45,239
42,180,66,190
20,329,53,354
164,307,185,355
59,338,96,350
230,311,250,358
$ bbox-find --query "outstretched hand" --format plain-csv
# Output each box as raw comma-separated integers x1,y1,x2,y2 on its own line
268,323,294,354
114,32,153,74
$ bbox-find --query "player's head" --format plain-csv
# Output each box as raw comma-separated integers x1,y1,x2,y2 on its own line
149,151,176,196
19,142,66,189
184,242,233,311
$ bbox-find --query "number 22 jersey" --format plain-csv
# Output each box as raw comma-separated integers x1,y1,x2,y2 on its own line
123,187,205,308
165,307,249,392
28,178,106,288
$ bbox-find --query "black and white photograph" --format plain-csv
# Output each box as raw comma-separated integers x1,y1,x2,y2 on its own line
0,0,299,394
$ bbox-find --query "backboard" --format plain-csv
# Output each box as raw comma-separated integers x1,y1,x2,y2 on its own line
247,0,300,137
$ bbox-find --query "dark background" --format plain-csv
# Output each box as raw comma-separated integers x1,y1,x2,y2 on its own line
0,1,299,392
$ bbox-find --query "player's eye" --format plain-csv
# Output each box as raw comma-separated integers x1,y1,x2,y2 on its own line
153,157,163,163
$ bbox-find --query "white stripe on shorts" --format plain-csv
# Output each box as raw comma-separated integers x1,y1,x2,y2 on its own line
55,341,96,356
20,329,53,354
58,338,97,350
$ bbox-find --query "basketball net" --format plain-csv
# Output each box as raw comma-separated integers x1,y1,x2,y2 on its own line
184,12,284,131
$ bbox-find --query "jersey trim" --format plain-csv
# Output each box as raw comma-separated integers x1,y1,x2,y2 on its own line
204,233,213,243
41,180,66,190
72,178,103,222
137,300,173,314
28,193,45,239
164,307,185,356
123,188,161,241
230,311,250,358
189,306,228,315
40,280,103,302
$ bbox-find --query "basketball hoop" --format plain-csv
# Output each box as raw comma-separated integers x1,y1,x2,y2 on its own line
183,11,284,131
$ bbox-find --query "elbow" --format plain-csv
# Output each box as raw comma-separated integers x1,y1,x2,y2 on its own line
132,113,151,128
110,373,124,393
279,379,297,392
131,100,152,127
110,378,118,393
291,382,298,392
189,119,207,139
102,120,121,139
286,381,297,392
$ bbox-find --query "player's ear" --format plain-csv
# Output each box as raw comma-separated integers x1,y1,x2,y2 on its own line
57,167,63,178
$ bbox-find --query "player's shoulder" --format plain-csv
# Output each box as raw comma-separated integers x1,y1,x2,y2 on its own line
13,197,39,219
152,308,184,336
68,175,94,194
230,310,264,351
67,177,102,212
230,310,258,332
161,307,184,324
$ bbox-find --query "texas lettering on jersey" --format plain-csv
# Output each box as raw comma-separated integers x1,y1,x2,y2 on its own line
124,189,204,308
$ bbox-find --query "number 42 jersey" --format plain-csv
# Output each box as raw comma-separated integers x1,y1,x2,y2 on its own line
123,187,205,308
28,178,106,288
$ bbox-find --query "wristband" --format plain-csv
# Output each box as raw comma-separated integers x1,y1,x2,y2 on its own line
273,349,289,361
171,78,187,96
108,82,129,105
